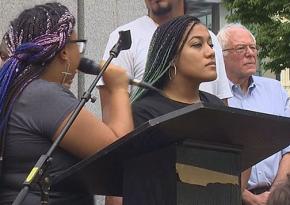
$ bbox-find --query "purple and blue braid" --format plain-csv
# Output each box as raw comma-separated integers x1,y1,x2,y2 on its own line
0,2,75,137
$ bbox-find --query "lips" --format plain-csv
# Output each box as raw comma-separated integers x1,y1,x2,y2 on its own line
205,61,216,67
244,62,256,65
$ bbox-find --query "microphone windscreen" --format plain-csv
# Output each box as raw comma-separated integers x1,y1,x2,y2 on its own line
118,30,132,50
78,57,100,75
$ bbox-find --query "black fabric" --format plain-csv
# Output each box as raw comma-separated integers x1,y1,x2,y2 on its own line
0,79,93,205
0,123,7,177
132,90,225,127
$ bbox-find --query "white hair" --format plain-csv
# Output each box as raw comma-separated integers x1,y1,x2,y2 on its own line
217,23,256,50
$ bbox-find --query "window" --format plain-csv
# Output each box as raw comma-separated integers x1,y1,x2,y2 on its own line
185,0,221,33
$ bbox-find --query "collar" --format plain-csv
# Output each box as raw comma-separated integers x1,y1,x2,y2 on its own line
230,76,256,96
147,15,159,27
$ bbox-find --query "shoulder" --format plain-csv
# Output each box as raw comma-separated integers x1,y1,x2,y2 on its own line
109,16,152,35
133,92,163,111
253,76,284,90
19,79,77,109
14,79,79,139
253,76,289,102
24,79,76,99
253,75,280,84
199,91,225,106
132,93,170,127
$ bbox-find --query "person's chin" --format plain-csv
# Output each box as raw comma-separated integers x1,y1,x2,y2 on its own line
204,72,217,82
153,3,171,15
244,64,256,71
244,68,257,76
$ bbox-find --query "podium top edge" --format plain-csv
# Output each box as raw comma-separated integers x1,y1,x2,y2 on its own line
147,102,290,128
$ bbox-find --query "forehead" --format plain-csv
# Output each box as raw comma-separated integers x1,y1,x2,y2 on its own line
228,28,255,45
186,24,209,39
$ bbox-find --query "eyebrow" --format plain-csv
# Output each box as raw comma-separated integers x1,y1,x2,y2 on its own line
233,42,256,45
188,35,212,42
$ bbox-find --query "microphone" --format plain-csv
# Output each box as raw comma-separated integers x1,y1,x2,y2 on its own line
110,30,132,57
78,57,162,93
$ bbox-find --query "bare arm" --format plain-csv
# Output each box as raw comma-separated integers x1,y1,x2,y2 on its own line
53,64,133,158
242,189,270,205
105,196,122,205
99,86,111,123
270,152,290,191
241,168,251,192
241,153,290,205
241,168,270,205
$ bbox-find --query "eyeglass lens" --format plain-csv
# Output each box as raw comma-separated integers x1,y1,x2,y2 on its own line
76,42,85,53
235,45,258,54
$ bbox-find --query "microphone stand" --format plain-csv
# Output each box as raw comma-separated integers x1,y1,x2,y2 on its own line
12,30,132,205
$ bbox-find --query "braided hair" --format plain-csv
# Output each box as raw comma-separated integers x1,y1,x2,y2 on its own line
0,2,75,137
131,15,200,102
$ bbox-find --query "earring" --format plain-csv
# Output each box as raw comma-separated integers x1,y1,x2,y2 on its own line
169,64,177,80
61,61,72,85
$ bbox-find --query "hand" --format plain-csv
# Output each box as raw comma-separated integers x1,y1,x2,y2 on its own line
243,190,270,205
105,196,122,205
101,61,129,93
254,192,270,205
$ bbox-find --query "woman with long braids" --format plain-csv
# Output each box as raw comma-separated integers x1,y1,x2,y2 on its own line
131,15,225,127
0,2,132,204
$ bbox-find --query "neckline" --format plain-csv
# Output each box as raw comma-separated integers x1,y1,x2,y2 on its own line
151,91,202,106
146,15,159,27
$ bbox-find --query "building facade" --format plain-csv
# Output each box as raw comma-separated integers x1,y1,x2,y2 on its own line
281,68,290,96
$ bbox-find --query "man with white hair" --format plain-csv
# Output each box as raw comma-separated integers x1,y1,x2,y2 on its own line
217,23,290,205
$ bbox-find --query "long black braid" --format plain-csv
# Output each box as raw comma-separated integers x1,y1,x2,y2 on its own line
131,15,200,102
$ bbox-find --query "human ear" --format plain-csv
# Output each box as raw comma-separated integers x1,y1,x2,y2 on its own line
58,46,70,61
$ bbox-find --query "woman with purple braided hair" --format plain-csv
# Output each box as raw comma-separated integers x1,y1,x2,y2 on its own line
0,2,133,205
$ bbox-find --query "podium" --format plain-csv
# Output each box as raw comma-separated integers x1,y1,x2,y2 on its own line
52,103,290,205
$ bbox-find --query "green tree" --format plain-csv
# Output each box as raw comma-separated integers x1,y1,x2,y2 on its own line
223,0,290,74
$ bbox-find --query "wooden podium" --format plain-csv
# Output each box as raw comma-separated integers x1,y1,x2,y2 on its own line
52,103,290,205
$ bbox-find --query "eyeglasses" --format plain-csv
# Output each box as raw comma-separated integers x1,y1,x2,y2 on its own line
68,39,87,54
223,44,259,55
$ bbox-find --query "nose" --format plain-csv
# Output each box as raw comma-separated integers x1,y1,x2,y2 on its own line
245,46,256,56
205,44,215,59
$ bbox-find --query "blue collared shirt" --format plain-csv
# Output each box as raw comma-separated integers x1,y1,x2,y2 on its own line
228,75,290,189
